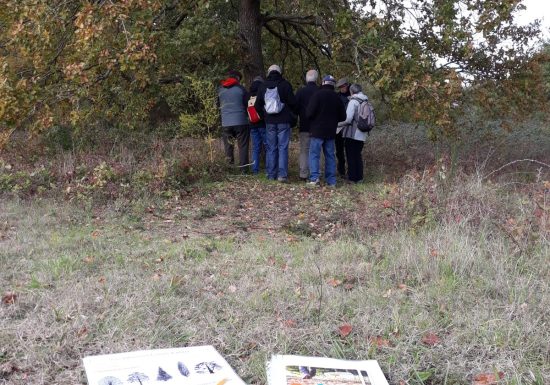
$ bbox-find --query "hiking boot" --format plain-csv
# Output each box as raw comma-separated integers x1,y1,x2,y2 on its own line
277,177,289,183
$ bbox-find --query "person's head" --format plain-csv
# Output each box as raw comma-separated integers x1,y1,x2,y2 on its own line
227,69,242,81
252,75,264,83
349,83,362,95
336,78,349,93
305,69,319,83
322,75,336,87
267,64,282,76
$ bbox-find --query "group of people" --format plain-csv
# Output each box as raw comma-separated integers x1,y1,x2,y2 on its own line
217,64,370,186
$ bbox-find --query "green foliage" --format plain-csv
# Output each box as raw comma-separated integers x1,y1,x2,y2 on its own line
0,0,547,147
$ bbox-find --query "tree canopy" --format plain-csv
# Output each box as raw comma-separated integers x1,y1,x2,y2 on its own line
0,0,547,147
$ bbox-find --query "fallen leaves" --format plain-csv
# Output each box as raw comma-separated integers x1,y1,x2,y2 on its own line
2,291,17,305
77,326,88,338
421,332,441,346
0,362,20,377
327,276,357,290
283,319,297,328
327,278,342,287
338,323,353,338
368,335,392,348
472,372,504,385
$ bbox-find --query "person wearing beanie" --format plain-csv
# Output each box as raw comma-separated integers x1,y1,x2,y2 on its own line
305,75,347,187
217,70,250,169
248,75,267,175
295,69,319,181
254,64,298,182
335,77,351,178
337,83,369,183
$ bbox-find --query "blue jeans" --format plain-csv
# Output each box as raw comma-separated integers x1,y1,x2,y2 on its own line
266,123,290,180
250,126,267,174
309,137,336,186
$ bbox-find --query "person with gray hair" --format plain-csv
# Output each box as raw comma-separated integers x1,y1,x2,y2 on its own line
254,64,298,182
294,69,319,180
306,75,346,187
337,83,369,183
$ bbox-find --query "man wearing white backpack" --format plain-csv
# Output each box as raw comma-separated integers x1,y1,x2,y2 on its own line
254,64,298,182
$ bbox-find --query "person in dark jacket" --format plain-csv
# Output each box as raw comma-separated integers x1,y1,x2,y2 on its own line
306,75,347,187
254,64,298,182
217,70,250,169
295,69,319,181
248,76,267,175
335,77,351,178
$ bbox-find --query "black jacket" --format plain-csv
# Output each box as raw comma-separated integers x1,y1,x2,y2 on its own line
295,81,318,133
249,78,264,128
306,84,347,139
254,72,298,125
338,90,351,108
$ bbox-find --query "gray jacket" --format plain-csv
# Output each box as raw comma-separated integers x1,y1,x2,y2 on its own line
218,81,249,127
338,92,369,142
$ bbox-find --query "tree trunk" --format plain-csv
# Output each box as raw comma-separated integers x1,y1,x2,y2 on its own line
239,0,264,86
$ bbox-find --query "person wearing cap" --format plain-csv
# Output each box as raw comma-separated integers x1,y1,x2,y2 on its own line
248,75,267,175
335,77,351,178
217,69,250,169
295,69,319,181
254,64,298,182
305,75,347,187
337,83,369,183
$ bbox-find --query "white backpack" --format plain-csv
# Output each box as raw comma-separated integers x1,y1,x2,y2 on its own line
264,86,284,114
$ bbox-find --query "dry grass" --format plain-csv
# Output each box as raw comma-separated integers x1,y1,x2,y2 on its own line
1,171,548,385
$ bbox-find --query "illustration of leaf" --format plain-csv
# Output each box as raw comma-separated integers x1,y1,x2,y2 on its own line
157,367,172,381
98,376,123,385
127,372,149,384
195,361,222,374
178,361,190,377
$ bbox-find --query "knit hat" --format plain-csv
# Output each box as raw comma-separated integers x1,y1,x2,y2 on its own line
322,75,336,86
252,75,264,83
267,64,282,75
336,77,349,88
227,69,242,80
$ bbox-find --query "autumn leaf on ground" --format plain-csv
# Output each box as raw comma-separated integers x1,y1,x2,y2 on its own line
283,319,297,328
338,323,353,338
472,372,504,385
382,200,392,209
91,230,101,238
368,335,392,348
2,291,17,305
77,326,88,338
344,283,354,290
397,283,409,292
421,332,441,346
327,278,342,287
0,362,19,377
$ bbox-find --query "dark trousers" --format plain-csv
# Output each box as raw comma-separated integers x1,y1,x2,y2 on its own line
222,125,250,168
344,138,364,182
335,131,346,176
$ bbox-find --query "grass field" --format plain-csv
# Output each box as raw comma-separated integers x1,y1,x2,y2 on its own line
1,124,549,385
